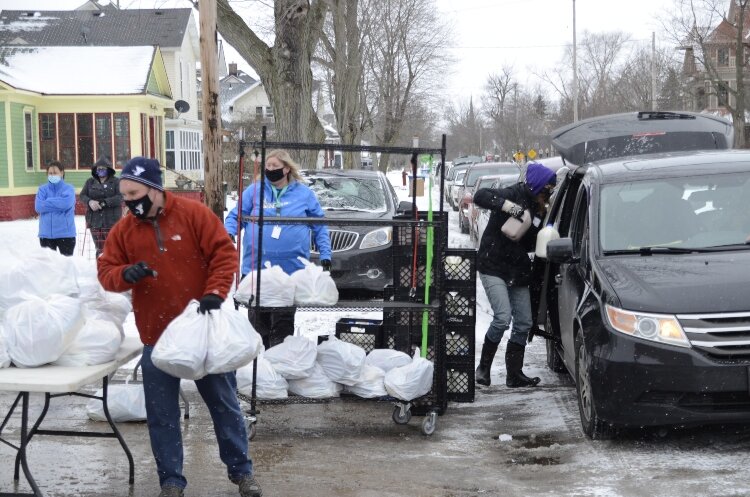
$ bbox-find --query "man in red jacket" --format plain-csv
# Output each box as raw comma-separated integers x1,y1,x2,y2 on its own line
98,157,262,497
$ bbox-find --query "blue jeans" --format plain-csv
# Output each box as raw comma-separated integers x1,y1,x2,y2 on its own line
140,346,253,489
479,272,533,346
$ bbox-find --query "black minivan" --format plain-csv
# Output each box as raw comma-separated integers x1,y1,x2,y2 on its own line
538,111,750,438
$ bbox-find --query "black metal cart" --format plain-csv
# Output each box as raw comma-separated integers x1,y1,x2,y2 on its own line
232,129,473,437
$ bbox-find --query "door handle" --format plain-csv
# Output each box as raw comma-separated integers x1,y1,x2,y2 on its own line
554,274,562,285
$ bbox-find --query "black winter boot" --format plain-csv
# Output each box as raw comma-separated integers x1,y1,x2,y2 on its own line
475,338,500,386
505,341,541,388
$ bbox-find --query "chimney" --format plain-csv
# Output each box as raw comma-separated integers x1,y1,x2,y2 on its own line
229,63,238,76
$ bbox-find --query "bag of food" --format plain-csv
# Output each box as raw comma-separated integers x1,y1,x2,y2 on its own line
315,336,365,386
53,318,122,367
264,335,317,380
0,247,79,312
384,348,434,401
237,354,289,400
205,302,263,374
86,381,147,422
234,262,294,307
290,258,338,305
365,349,412,373
343,365,387,398
287,362,342,399
0,325,11,369
152,300,208,380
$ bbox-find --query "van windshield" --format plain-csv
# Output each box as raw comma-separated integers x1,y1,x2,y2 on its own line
599,172,750,251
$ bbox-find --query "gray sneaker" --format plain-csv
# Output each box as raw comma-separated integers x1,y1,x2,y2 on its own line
236,475,263,497
158,486,184,497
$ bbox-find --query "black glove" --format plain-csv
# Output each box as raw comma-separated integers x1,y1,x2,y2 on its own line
229,234,236,243
320,259,332,272
99,200,107,208
122,261,156,284
198,294,224,314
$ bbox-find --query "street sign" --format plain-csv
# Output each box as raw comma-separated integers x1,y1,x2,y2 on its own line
527,149,537,160
513,151,525,162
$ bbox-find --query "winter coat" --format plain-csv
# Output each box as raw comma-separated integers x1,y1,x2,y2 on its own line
79,165,122,229
97,192,237,346
473,182,543,287
225,178,332,276
35,179,76,239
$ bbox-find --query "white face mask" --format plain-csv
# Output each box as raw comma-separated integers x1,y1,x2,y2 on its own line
48,175,62,184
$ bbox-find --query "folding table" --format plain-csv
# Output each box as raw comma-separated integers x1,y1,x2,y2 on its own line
0,336,142,497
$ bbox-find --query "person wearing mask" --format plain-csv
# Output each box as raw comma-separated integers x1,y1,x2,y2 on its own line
35,160,77,256
225,149,332,349
472,162,557,388
79,156,122,256
97,157,262,497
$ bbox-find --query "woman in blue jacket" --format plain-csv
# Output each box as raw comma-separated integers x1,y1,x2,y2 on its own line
225,149,332,347
35,161,77,256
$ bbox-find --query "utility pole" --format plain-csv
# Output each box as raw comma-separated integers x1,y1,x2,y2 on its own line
199,0,223,219
651,32,658,111
572,0,579,122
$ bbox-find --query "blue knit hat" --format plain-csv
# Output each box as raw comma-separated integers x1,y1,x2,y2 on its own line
121,157,163,191
525,162,556,195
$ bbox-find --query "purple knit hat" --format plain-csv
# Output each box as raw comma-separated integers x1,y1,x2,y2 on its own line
525,162,556,195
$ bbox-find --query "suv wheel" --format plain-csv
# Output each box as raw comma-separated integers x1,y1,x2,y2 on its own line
545,316,566,373
575,332,614,440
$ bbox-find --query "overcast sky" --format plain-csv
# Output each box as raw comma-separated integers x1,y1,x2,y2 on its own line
2,0,682,104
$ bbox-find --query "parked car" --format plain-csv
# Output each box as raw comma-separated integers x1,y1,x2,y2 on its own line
443,163,471,208
472,174,521,246
303,169,411,294
448,169,468,209
537,110,739,439
457,162,520,232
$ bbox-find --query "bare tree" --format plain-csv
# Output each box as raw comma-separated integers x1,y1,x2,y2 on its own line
665,0,749,147
214,0,328,164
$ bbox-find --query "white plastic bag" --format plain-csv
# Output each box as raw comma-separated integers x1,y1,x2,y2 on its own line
0,247,79,312
86,381,147,422
53,318,122,367
234,262,294,307
315,336,366,386
289,258,339,306
365,349,412,373
264,335,317,380
86,292,132,337
4,294,84,367
0,324,11,369
205,302,263,374
384,348,434,401
151,300,208,380
70,256,105,302
237,354,288,400
343,365,387,398
287,362,342,398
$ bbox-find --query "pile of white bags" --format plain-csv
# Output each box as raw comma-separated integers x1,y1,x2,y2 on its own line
287,363,342,398
384,348,434,401
343,365,387,398
234,259,338,307
264,335,317,380
0,248,131,368
290,258,338,306
365,349,412,373
234,262,295,307
315,336,365,386
152,300,263,380
86,381,147,422
237,354,288,400
0,326,11,369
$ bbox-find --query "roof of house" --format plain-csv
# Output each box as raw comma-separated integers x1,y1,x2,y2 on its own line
0,46,167,96
219,70,260,122
0,9,192,47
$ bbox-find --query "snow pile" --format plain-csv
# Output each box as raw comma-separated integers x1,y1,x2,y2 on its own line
0,247,129,368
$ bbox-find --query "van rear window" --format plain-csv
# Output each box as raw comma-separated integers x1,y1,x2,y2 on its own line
584,132,724,163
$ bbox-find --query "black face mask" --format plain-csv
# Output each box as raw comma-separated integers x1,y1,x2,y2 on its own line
125,191,153,219
265,168,286,182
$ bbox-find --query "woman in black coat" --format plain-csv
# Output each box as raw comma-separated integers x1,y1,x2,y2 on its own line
79,157,123,256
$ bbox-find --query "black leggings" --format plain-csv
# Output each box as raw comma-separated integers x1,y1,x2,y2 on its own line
39,237,76,256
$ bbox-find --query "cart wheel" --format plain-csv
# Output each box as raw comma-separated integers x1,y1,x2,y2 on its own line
392,405,412,425
248,423,257,441
421,412,437,436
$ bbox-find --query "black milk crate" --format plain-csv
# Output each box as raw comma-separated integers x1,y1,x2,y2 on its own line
392,246,440,289
444,325,475,363
392,211,448,248
384,285,476,327
445,361,475,403
335,318,384,353
442,249,477,288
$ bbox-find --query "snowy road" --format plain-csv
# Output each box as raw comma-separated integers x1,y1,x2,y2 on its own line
0,174,749,496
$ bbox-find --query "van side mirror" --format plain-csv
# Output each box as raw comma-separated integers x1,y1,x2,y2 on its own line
547,238,578,263
397,200,413,213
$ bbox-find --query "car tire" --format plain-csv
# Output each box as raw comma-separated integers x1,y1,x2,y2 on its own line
575,332,614,440
545,315,566,373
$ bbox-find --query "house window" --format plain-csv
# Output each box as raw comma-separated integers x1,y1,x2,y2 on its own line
179,130,202,171
39,112,129,169
77,113,94,168
265,106,274,118
95,113,113,163
39,113,57,166
718,47,729,66
24,111,34,170
166,130,175,170
255,106,263,119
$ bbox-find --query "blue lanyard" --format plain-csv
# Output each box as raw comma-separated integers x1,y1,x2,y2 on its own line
271,185,288,215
